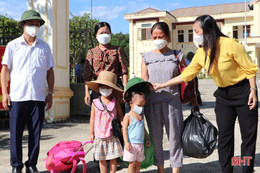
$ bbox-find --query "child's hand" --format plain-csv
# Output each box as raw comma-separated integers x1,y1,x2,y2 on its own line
90,134,95,142
125,142,131,151
146,140,151,147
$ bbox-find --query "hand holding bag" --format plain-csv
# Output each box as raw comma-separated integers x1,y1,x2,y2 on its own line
99,97,122,137
174,50,196,104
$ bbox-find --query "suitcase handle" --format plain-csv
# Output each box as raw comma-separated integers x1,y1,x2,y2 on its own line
67,140,94,163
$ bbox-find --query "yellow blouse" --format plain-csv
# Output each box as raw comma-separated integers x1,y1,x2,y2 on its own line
180,37,258,87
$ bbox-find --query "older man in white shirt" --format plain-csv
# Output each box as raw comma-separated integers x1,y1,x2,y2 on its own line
1,10,54,173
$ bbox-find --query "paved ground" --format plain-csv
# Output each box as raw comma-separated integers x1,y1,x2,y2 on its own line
0,79,260,173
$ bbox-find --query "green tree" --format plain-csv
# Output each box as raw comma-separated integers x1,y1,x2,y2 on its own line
110,32,129,66
69,12,99,83
0,14,23,45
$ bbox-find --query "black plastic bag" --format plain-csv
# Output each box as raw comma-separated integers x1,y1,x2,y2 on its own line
182,110,218,158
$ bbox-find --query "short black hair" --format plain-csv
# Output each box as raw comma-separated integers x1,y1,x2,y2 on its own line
98,84,109,87
186,52,195,61
94,22,111,36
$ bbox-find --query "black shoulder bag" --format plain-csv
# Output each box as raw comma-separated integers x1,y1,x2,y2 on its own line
99,97,122,137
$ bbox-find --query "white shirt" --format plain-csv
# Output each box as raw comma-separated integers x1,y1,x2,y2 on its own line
2,35,55,102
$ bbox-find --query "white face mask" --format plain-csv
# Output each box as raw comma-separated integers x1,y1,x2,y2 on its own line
99,88,113,97
25,26,40,38
194,33,204,46
97,34,111,45
152,39,168,50
132,104,144,115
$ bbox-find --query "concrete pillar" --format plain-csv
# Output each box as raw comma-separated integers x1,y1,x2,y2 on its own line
27,0,73,121
128,20,135,78
252,3,260,36
252,3,260,69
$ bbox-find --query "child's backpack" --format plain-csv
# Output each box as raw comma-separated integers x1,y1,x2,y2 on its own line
44,140,86,173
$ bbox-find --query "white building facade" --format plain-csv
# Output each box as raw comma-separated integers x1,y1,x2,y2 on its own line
124,1,260,78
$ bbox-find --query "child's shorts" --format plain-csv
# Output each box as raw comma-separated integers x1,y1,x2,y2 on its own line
123,143,145,162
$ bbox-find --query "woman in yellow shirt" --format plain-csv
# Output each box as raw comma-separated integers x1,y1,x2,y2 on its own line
154,15,258,173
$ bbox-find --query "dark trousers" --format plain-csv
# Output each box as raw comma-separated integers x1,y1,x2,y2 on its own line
214,79,258,173
9,101,45,168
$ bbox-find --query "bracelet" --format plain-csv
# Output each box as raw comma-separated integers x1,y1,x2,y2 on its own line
250,88,257,91
48,91,53,95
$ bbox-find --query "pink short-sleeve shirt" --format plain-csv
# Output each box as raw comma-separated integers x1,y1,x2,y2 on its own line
93,97,117,139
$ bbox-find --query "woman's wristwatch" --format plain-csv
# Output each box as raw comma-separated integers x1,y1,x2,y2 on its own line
48,91,53,95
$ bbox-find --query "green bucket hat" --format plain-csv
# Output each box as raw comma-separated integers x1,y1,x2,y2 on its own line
19,10,45,26
124,77,153,102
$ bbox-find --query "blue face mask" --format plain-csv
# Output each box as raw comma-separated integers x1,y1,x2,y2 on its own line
132,104,144,115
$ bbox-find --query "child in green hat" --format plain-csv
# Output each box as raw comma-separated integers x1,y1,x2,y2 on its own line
122,77,152,172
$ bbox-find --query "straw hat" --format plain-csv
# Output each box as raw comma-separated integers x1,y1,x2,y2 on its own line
86,71,123,93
